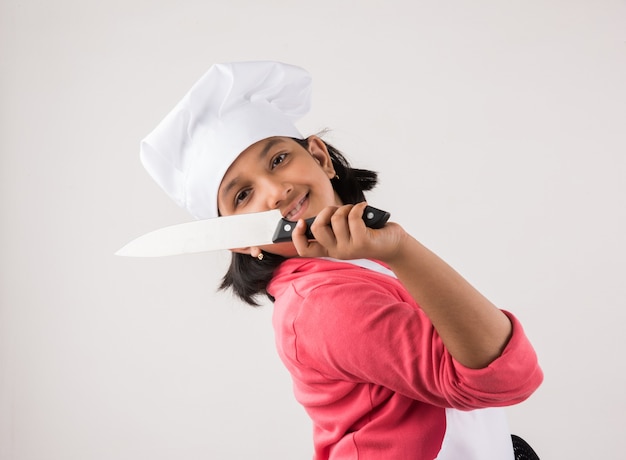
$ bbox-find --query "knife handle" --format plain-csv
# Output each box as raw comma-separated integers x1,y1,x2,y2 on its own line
272,205,390,243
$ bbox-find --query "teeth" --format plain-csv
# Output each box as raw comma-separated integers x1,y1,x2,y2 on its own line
286,196,306,220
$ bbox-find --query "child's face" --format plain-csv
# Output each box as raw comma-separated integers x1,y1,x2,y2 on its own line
217,136,342,257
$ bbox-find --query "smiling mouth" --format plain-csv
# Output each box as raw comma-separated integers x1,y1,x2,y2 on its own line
284,195,308,220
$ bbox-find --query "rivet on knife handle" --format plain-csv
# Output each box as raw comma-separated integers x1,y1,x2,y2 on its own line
271,205,390,243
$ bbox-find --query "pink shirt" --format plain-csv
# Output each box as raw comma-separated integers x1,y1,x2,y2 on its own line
268,258,543,460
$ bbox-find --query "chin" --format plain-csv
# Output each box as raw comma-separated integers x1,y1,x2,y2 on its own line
264,242,299,258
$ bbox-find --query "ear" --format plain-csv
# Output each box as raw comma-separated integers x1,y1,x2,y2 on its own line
306,135,336,179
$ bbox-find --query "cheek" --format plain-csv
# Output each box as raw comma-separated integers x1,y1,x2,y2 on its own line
332,190,343,206
321,176,342,205
216,188,231,215
216,200,228,216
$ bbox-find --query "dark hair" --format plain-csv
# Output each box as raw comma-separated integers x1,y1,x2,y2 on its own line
219,136,378,306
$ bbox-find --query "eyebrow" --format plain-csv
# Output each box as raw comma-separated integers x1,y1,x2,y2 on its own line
220,138,286,198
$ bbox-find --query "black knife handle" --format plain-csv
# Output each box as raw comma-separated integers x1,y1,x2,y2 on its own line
271,205,390,243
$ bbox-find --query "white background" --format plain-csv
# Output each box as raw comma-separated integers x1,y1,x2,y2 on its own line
1,1,625,459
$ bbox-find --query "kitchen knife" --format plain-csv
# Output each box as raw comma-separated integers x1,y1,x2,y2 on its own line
116,205,390,257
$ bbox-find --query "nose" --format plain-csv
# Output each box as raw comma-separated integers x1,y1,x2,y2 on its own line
261,176,292,209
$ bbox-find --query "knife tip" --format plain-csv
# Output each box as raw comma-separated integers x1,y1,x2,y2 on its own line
115,243,140,257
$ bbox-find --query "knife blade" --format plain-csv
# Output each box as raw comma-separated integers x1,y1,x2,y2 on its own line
116,205,390,257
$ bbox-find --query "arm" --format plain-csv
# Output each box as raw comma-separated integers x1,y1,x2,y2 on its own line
292,202,512,369
382,234,512,369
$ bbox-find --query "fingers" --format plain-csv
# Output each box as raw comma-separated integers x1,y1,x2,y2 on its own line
346,201,369,242
292,203,371,259
310,206,341,247
291,215,327,258
291,205,341,258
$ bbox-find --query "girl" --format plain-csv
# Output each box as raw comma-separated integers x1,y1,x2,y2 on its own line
140,61,543,459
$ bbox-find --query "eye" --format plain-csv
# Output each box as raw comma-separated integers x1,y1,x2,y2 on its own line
235,188,251,207
271,153,287,169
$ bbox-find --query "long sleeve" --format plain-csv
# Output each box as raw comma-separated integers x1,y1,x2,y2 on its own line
284,278,542,410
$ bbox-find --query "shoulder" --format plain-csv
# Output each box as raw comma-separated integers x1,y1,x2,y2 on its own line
270,257,406,308
268,258,404,301
270,261,439,388
272,259,423,350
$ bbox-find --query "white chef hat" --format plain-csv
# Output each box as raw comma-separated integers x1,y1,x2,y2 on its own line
140,61,312,219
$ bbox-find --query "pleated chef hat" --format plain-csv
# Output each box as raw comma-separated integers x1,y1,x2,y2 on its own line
140,61,312,219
